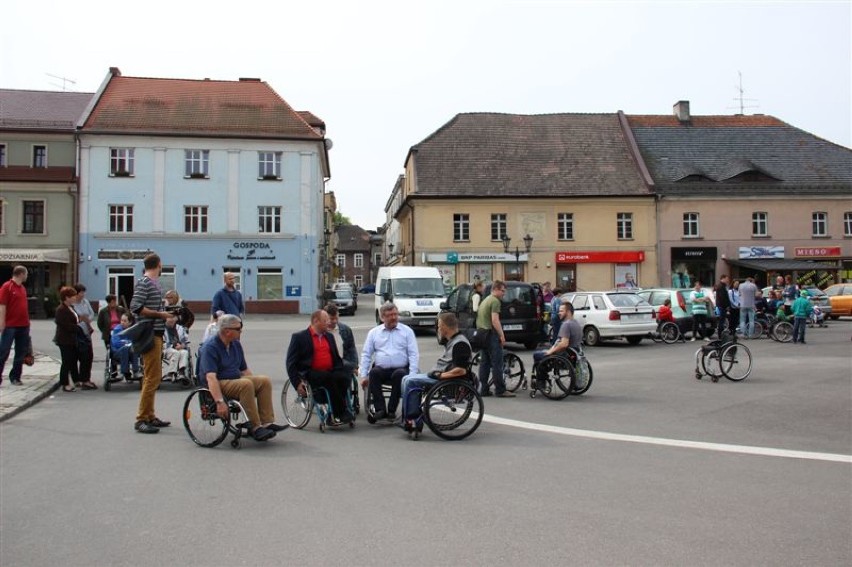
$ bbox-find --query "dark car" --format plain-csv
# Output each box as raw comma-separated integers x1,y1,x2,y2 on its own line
323,289,357,315
358,284,376,294
439,281,544,349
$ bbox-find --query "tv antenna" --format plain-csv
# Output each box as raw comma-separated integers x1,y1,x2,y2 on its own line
46,73,77,91
728,71,759,114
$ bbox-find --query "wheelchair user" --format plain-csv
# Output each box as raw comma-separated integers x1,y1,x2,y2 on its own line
324,304,358,375
162,318,191,380
110,312,142,380
532,301,582,366
200,314,286,442
400,312,472,430
359,302,419,422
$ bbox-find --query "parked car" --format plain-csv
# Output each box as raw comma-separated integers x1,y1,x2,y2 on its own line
358,284,376,294
821,284,852,319
636,288,718,338
323,289,357,315
560,291,657,346
332,282,357,297
761,286,831,318
440,281,544,349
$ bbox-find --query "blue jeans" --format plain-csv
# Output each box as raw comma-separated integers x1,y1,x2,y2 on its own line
401,373,438,419
0,326,30,383
739,307,755,338
792,317,807,343
478,331,505,394
114,345,140,374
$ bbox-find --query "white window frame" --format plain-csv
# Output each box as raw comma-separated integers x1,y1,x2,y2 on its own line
336,254,346,268
812,212,828,237
257,267,282,300
21,199,46,234
617,212,633,240
374,252,382,266
558,212,574,241
258,206,281,234
184,205,209,234
752,212,768,237
453,213,469,242
354,253,364,268
258,151,282,180
491,213,507,241
109,204,134,233
184,149,210,178
32,144,47,168
844,212,852,237
110,148,135,176
683,212,700,238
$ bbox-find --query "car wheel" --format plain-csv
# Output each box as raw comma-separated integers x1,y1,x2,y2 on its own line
583,326,600,347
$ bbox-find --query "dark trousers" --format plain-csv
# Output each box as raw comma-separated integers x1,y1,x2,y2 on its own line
305,368,351,418
0,326,30,382
58,344,80,387
792,317,807,343
716,309,729,337
368,366,406,414
77,337,93,382
478,331,505,394
728,308,740,334
692,314,710,339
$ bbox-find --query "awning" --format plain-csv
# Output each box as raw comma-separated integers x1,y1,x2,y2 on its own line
725,258,838,272
0,248,70,263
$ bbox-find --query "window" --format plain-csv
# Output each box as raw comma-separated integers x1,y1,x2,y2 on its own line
812,212,828,237
374,253,382,266
491,213,507,241
32,145,47,168
184,149,210,178
354,253,364,268
336,276,347,284
160,266,176,294
0,144,6,167
258,206,281,233
184,206,208,233
336,254,346,268
617,212,633,240
354,275,363,288
22,200,45,234
845,212,852,237
752,212,768,237
110,148,134,176
109,205,134,233
683,212,700,238
257,268,282,300
258,151,282,179
453,213,469,241
558,213,574,240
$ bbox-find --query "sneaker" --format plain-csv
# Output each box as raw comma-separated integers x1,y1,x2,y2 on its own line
149,417,171,428
265,423,289,432
703,337,712,342
250,427,276,441
134,420,159,434
11,379,23,385
496,391,516,398
690,337,696,342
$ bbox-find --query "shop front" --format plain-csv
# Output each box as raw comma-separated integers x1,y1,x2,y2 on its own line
555,250,646,291
670,246,717,289
0,248,71,318
426,252,527,287
725,245,842,288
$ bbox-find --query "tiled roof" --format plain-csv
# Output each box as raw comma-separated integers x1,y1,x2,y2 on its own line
627,114,852,189
82,73,322,139
0,89,93,130
335,224,371,252
409,113,649,197
0,165,76,182
298,111,325,129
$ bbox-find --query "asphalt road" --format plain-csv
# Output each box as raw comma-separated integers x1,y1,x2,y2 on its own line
1,311,850,566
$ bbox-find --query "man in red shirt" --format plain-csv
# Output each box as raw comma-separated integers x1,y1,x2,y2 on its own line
0,266,31,386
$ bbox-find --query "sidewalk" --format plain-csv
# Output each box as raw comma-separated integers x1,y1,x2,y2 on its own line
0,352,61,423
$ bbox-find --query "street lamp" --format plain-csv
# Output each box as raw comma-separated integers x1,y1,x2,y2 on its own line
502,233,534,281
387,242,394,263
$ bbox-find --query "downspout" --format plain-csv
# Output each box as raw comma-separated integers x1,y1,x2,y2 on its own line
71,132,81,285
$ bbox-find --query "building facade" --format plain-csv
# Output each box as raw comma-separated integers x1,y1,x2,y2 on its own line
77,68,329,314
333,224,373,290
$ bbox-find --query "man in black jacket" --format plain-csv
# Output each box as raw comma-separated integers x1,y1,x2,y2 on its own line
285,310,353,423
714,275,732,337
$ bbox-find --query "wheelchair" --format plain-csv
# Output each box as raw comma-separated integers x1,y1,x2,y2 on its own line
161,344,195,388
280,380,356,433
529,348,594,399
182,388,254,449
401,373,484,441
694,331,753,382
649,321,684,344
102,345,143,391
469,351,525,393
363,368,406,425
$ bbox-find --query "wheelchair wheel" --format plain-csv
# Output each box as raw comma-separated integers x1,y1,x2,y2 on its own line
751,320,765,340
503,352,525,392
700,349,724,381
720,343,752,381
422,380,483,441
183,388,229,448
660,322,681,344
771,321,793,343
281,381,313,429
535,356,572,400
571,358,594,395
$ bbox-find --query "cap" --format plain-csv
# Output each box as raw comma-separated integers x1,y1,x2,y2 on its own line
800,290,809,298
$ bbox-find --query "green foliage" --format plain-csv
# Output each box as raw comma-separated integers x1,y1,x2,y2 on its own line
333,211,351,226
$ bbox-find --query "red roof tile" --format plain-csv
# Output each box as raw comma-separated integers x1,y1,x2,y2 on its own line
82,74,321,139
627,115,786,128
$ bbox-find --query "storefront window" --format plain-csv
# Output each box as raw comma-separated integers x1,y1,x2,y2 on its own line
257,268,282,300
469,264,492,284
436,264,456,290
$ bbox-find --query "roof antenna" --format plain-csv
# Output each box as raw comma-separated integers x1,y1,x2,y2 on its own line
728,71,759,115
45,73,77,91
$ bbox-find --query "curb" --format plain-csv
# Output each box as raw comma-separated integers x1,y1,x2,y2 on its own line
0,381,60,424
0,353,62,424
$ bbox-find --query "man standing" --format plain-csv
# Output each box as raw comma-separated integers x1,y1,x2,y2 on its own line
0,266,31,386
476,280,514,397
286,310,353,424
359,302,419,421
738,277,758,338
130,253,177,434
714,275,732,337
211,272,244,318
690,281,712,342
324,304,358,375
790,290,813,344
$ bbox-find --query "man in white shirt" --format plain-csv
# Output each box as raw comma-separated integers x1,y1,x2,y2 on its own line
359,302,419,422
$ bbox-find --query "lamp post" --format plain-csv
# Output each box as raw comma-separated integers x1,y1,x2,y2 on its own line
387,242,394,264
502,233,534,281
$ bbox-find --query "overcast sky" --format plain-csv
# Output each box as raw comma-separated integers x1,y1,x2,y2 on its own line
3,0,850,230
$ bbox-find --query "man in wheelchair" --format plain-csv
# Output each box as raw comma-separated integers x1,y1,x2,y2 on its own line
532,301,582,382
199,314,285,442
400,312,472,430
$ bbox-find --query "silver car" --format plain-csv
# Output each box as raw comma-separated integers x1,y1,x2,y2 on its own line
561,291,657,346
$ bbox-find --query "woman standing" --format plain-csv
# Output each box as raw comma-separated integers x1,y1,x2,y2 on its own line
71,283,98,390
97,294,125,351
54,286,82,392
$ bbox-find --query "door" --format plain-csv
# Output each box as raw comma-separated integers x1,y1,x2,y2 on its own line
556,265,576,292
108,267,136,309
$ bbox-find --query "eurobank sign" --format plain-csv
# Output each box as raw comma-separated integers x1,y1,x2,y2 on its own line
556,251,645,263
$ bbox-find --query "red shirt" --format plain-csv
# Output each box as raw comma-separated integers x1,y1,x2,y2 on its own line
310,327,333,372
657,305,675,323
0,280,29,327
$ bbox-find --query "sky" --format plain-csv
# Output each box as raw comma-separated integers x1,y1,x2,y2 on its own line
3,0,850,231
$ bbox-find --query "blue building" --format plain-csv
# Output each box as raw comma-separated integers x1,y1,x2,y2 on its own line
77,68,330,314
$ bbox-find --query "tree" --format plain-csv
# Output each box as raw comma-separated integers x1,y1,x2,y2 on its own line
333,211,352,226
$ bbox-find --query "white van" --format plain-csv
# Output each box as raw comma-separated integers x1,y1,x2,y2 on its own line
374,266,446,328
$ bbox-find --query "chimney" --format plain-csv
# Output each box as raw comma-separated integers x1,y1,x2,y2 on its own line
109,67,122,77
673,100,690,123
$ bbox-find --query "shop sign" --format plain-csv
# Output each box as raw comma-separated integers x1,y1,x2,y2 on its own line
227,242,276,260
555,251,645,263
426,252,527,263
671,247,717,261
97,250,150,260
794,246,841,258
739,246,784,259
